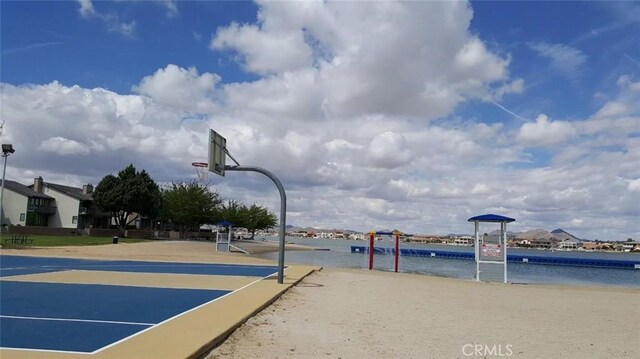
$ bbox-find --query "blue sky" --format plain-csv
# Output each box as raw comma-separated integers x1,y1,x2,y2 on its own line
1,1,639,239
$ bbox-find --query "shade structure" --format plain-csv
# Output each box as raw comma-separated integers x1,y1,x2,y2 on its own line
469,214,516,283
468,214,515,223
216,220,234,227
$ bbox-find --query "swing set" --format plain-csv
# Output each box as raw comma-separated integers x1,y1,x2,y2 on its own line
367,231,402,272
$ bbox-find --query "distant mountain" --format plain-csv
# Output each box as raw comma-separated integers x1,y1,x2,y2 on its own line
487,229,516,237
515,229,553,241
550,228,582,241
513,228,583,242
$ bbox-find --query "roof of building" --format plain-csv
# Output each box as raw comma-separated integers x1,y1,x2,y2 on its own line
27,182,93,201
3,180,53,199
45,182,93,201
468,214,516,223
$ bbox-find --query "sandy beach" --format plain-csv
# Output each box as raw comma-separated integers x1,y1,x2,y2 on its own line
2,241,638,358
206,268,639,359
0,239,311,264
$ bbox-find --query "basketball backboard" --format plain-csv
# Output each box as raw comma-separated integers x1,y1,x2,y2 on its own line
209,129,227,176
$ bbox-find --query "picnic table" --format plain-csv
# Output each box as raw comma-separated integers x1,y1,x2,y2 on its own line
3,235,33,245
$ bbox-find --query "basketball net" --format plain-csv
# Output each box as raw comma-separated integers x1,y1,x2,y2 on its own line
192,162,210,187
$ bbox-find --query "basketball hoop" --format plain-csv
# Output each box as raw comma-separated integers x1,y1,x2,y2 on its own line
192,162,210,186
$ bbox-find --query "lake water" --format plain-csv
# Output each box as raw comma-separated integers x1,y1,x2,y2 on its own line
256,237,640,288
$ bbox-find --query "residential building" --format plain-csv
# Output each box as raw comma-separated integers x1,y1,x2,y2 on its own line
530,238,553,249
453,236,474,245
27,177,109,229
1,180,56,226
557,238,580,250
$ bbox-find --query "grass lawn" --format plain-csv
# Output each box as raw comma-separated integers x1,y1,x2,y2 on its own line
1,235,151,247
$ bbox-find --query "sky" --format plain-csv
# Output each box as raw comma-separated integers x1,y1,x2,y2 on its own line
1,0,639,240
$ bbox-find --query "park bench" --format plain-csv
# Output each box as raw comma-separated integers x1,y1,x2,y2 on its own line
3,235,33,245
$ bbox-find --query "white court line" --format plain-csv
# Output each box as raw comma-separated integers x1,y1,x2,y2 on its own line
92,269,284,354
0,315,154,326
0,346,92,355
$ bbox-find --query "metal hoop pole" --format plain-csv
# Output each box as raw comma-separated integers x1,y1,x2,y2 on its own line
224,165,287,284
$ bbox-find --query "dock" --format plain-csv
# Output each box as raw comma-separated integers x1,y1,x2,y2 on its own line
350,246,640,270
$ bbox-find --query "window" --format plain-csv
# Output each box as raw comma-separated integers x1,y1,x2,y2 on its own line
20,213,26,221
72,216,78,224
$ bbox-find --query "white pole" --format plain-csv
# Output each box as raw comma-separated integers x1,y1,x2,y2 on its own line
0,154,8,228
475,221,480,281
502,222,508,283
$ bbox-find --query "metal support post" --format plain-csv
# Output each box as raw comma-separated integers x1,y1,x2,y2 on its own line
474,221,480,281
1,154,9,228
225,165,287,284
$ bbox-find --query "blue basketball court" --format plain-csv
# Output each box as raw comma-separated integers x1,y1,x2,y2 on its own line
0,255,283,355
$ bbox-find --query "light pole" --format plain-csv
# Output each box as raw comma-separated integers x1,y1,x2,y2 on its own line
1,144,15,230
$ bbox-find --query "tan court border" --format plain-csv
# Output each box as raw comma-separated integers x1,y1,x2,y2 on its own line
2,270,260,291
1,265,320,359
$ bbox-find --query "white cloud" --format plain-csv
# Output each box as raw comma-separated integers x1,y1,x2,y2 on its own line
529,42,587,79
471,183,490,195
212,0,511,119
212,23,314,74
78,0,95,17
40,137,90,156
629,179,640,192
107,20,136,37
133,64,220,112
76,0,136,37
160,0,178,17
571,218,584,226
365,132,412,169
593,101,628,119
517,114,576,147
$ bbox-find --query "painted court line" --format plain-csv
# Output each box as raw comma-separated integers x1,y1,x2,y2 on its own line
0,346,91,355
0,315,154,326
91,269,280,354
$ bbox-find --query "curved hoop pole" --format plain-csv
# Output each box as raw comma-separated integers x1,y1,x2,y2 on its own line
225,165,287,284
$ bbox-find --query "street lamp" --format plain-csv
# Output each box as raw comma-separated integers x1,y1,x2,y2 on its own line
1,144,15,228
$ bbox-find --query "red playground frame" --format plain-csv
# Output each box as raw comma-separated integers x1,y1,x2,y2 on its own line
368,231,402,272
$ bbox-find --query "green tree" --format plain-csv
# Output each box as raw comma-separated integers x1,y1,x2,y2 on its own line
219,200,245,227
94,164,161,235
241,204,277,239
161,181,222,234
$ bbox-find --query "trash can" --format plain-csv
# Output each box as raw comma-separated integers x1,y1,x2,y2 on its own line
112,236,119,244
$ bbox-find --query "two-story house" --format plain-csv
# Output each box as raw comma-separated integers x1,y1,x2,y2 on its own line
28,177,109,229
1,180,56,226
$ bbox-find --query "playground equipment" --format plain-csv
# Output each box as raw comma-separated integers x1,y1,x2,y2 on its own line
215,220,233,252
215,221,248,254
366,231,402,272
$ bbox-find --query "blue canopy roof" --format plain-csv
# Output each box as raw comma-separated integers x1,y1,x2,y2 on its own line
467,214,515,223
216,220,234,227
